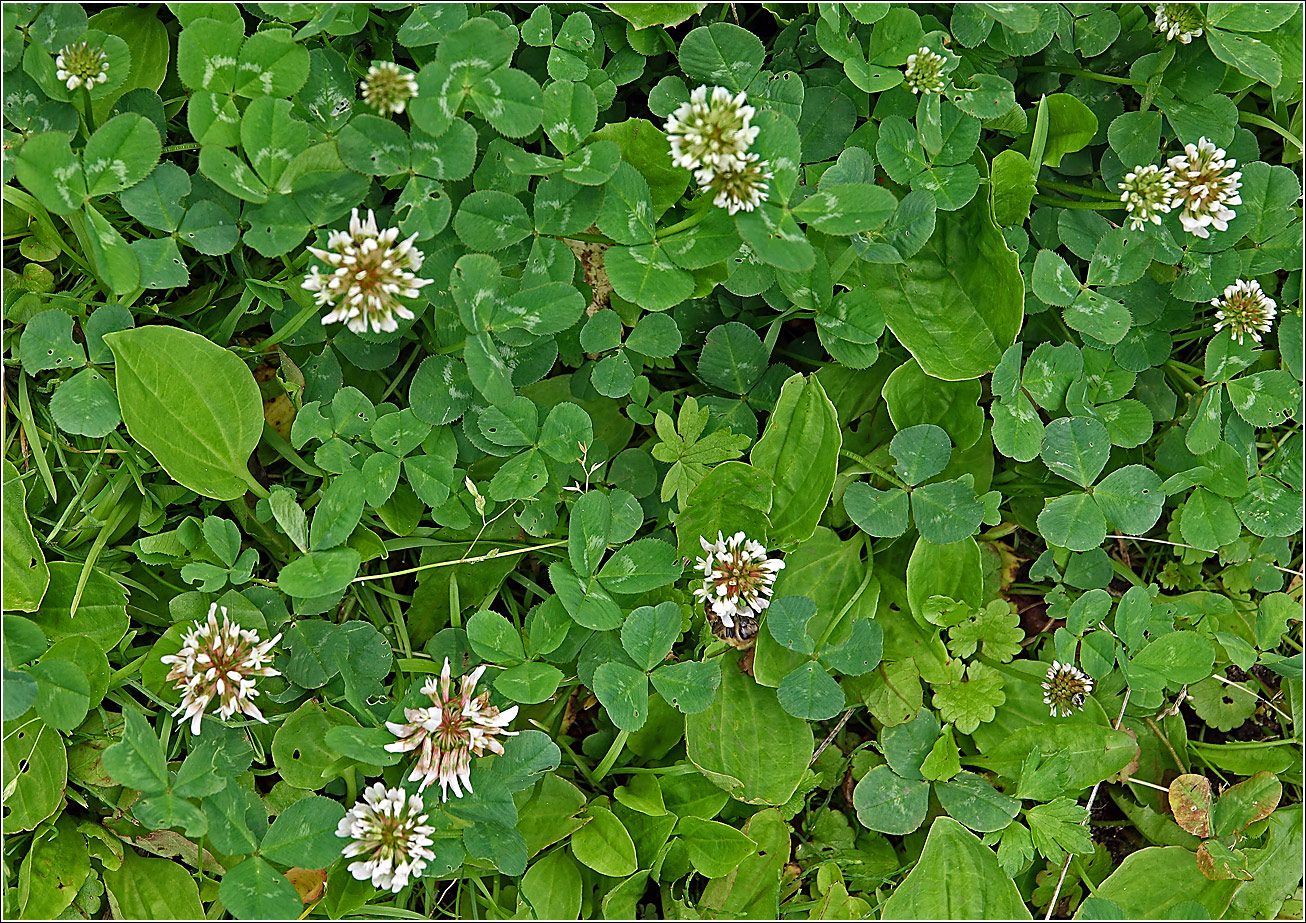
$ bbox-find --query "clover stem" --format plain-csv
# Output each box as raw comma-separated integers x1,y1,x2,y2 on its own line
350,540,569,583
837,447,908,489
1036,180,1120,201
558,231,616,245
656,203,711,239
248,300,320,352
240,468,270,499
343,765,358,805
1162,363,1201,395
556,737,597,786
82,86,97,135
1143,717,1188,773
1022,66,1143,86
1031,194,1122,211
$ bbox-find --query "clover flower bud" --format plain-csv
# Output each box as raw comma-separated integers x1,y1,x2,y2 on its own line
56,41,110,91
1154,3,1204,43
360,61,418,115
904,46,947,95
1118,163,1178,230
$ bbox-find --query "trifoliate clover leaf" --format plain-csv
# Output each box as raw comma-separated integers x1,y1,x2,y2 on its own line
947,600,1024,662
931,659,1005,735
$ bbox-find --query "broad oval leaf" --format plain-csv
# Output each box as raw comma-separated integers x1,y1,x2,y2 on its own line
686,654,813,805
863,190,1023,380
879,817,1032,918
105,327,263,500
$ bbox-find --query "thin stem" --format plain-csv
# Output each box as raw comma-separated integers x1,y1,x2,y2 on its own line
81,86,96,135
1162,360,1202,395
350,540,568,583
107,653,149,689
1032,194,1123,211
810,708,856,766
656,205,710,239
1209,673,1293,723
1045,688,1131,920
1022,66,1144,87
838,447,908,489
557,231,616,245
1071,857,1100,896
240,469,270,500
1037,180,1120,201
1143,717,1189,773
1108,535,1304,578
556,737,597,787
248,300,320,352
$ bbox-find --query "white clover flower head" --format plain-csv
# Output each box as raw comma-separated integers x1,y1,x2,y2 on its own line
1154,3,1204,43
665,85,760,178
1118,163,1178,230
692,531,785,628
1167,137,1242,239
700,153,773,215
302,208,433,334
1042,660,1094,718
56,40,110,91
360,61,418,115
385,657,519,801
159,604,281,735
336,782,436,893
1212,278,1277,345
903,46,947,95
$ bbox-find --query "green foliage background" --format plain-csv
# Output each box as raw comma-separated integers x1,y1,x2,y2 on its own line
2,2,1302,919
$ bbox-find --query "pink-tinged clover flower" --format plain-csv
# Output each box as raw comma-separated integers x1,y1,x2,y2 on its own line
385,658,519,800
